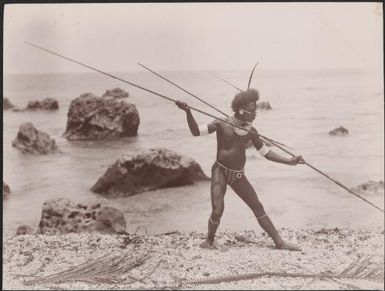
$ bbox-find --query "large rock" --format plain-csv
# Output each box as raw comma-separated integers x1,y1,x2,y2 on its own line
102,87,129,99
25,98,59,111
3,181,10,199
91,147,210,197
37,197,127,235
256,101,272,110
351,180,384,195
12,123,58,154
64,93,139,140
329,126,349,136
4,98,15,110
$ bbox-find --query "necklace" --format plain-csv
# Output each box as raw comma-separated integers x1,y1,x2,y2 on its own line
230,115,253,136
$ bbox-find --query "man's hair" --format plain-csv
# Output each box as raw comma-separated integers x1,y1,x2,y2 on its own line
231,89,259,112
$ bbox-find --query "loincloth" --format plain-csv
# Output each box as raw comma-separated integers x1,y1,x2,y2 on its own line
214,161,244,185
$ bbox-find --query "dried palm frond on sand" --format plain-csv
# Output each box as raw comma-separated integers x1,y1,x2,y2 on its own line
24,250,383,289
24,250,162,286
182,255,384,286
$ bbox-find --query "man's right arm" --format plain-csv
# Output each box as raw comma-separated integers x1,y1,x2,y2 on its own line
175,101,218,136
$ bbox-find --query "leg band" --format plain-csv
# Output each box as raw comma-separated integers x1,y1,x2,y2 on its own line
209,216,220,225
256,213,267,220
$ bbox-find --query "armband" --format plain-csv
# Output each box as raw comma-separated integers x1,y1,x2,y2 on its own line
198,124,209,136
257,144,269,156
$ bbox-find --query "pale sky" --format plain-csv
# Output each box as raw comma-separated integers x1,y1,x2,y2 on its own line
3,2,383,74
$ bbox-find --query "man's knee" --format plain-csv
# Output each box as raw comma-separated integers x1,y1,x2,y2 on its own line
211,206,224,222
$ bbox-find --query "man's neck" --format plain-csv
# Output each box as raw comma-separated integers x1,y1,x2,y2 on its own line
233,113,249,125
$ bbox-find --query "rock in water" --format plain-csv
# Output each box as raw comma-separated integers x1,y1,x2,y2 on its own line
16,225,34,235
38,197,127,235
256,101,272,110
3,181,11,199
12,123,58,154
102,87,129,98
352,180,384,194
3,98,15,110
64,93,139,140
91,147,210,197
329,126,349,136
25,98,59,111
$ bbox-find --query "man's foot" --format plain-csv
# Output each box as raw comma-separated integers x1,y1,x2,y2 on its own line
199,239,216,249
275,241,301,251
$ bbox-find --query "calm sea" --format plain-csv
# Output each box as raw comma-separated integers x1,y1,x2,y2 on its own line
3,69,384,237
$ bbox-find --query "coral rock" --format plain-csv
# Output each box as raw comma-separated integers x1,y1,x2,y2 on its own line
91,147,210,197
329,126,349,136
102,88,129,99
3,181,11,199
25,98,59,111
64,93,139,140
16,225,34,235
351,180,384,194
12,123,58,154
38,198,127,235
3,98,15,110
256,101,272,110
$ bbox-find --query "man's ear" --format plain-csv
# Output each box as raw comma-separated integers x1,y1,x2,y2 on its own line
239,109,244,115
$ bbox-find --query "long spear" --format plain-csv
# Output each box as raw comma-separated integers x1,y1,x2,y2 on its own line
209,72,244,92
138,63,384,214
137,63,228,117
25,41,384,213
211,71,244,92
138,62,292,150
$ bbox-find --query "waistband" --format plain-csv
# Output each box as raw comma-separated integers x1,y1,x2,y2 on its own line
215,161,244,173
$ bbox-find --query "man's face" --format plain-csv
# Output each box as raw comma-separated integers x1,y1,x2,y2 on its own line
239,101,257,122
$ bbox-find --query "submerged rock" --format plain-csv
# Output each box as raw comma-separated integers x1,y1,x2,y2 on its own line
38,197,127,235
64,93,139,140
329,126,349,136
102,87,129,99
25,98,59,111
352,180,384,194
256,101,272,110
3,98,15,110
12,123,58,154
3,181,11,199
91,147,210,197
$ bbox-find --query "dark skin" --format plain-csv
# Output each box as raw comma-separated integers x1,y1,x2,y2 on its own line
179,100,304,169
176,100,304,251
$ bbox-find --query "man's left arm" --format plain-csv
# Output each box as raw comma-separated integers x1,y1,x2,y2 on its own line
251,128,304,166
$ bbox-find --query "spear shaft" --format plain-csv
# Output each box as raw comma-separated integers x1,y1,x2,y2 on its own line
137,63,229,117
25,41,384,213
138,62,292,150
209,72,244,92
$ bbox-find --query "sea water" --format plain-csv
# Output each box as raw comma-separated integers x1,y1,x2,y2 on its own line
3,69,384,237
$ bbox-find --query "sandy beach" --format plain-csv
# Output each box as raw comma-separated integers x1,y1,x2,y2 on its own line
3,228,384,290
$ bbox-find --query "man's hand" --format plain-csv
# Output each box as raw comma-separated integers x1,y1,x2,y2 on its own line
288,155,305,165
175,100,190,112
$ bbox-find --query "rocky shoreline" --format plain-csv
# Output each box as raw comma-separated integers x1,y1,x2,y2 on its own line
3,228,384,290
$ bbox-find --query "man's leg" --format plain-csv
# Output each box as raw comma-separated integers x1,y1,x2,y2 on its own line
200,164,227,249
231,176,300,251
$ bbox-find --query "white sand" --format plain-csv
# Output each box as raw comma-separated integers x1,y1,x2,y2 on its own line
3,228,384,290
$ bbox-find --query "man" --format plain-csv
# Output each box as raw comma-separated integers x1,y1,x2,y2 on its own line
175,89,304,251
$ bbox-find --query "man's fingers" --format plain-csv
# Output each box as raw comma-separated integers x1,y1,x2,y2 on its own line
297,156,305,164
